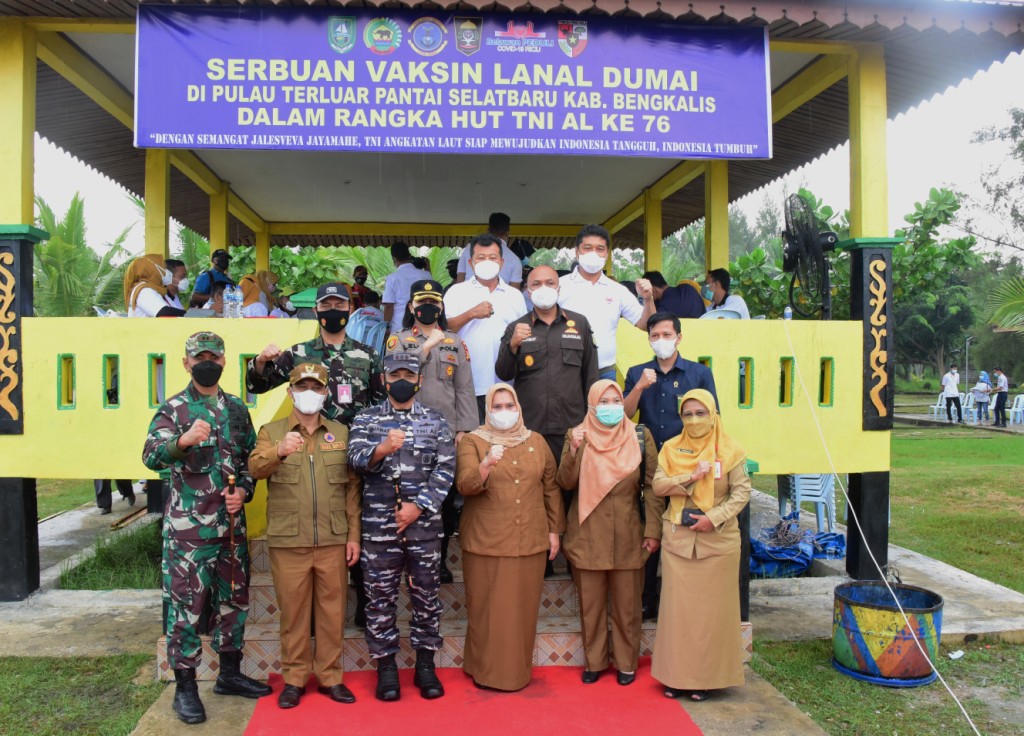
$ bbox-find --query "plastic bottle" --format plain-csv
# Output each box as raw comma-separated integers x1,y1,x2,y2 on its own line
231,286,242,318
224,285,238,318
783,305,793,320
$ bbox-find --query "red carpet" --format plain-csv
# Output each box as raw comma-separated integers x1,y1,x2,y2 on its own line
244,658,702,735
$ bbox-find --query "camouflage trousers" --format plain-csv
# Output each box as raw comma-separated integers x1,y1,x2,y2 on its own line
162,536,250,669
361,536,443,658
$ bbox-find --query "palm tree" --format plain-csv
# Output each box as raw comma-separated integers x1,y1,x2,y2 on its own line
987,276,1024,333
33,194,132,316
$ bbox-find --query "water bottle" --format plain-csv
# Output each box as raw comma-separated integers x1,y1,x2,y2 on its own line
224,285,237,318
231,285,242,318
783,305,793,320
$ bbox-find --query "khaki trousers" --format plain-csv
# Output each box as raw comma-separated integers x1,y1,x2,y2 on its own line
572,567,644,673
269,545,348,688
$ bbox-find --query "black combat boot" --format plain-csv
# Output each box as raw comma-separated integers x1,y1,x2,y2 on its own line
413,649,445,699
213,650,273,698
172,668,206,724
375,654,401,702
439,535,454,584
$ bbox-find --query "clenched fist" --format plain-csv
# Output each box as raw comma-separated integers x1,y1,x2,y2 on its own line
570,426,587,450
178,419,211,450
510,323,533,351
635,278,653,299
379,429,406,456
485,444,505,467
637,368,658,391
222,485,243,514
277,431,304,458
471,301,494,320
254,343,282,372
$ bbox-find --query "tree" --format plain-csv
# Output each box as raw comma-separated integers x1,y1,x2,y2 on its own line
971,106,1024,253
33,194,132,316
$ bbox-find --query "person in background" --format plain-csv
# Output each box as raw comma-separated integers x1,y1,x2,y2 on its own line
971,371,992,423
164,259,189,311
703,268,750,319
191,249,236,308
992,366,1009,428
349,265,370,310
555,379,663,686
642,271,705,320
455,212,523,289
383,242,432,334
443,259,459,295
248,363,362,709
941,363,964,424
94,479,135,515
237,271,279,318
651,389,749,702
556,224,656,381
623,312,718,622
269,292,297,319
360,290,384,321
125,254,187,318
203,282,227,316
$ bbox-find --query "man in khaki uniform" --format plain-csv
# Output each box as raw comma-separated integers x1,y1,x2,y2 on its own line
249,364,362,709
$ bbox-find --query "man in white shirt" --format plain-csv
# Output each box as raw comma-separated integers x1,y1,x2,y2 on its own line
704,268,751,319
941,364,964,424
444,234,528,420
382,241,431,333
454,212,523,288
556,224,656,380
991,366,1010,427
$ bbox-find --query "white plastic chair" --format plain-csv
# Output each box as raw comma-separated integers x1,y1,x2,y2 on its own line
962,393,977,424
700,308,742,320
1009,395,1024,425
926,393,944,418
778,474,837,532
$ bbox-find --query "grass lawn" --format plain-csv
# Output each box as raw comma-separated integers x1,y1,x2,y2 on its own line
0,654,163,736
35,478,96,520
61,521,162,590
751,639,1024,736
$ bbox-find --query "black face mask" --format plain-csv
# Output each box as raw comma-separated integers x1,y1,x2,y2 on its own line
387,379,419,404
213,257,229,271
354,275,367,285
191,360,223,388
414,303,442,326
318,308,349,333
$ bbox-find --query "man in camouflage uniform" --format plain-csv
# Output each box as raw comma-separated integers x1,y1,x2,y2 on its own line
386,279,476,584
247,281,384,625
143,332,272,725
348,352,455,702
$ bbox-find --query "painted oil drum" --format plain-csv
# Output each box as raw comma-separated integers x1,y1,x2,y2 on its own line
832,581,943,687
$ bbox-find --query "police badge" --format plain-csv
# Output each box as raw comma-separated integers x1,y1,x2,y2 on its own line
328,17,356,54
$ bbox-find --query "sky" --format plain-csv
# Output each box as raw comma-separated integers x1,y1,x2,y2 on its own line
33,51,1024,257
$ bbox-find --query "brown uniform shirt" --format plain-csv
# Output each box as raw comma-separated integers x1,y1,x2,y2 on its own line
249,414,361,548
652,463,751,560
555,427,665,570
456,432,566,558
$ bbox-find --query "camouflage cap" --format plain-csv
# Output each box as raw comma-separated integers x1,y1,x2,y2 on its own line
185,331,225,357
289,362,329,386
383,351,420,374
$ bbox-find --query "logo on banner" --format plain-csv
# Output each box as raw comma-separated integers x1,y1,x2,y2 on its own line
488,20,553,53
364,18,402,55
408,17,448,56
558,21,588,58
454,17,483,56
327,17,357,54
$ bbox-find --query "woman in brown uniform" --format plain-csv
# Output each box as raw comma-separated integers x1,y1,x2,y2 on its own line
651,388,749,701
456,383,565,691
555,379,664,686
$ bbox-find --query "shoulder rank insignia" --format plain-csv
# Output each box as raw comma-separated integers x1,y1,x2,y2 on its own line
386,335,398,351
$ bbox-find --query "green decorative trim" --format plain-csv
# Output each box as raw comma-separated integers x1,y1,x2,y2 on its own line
148,353,166,408
102,354,119,409
738,356,754,409
819,357,835,407
697,356,712,370
745,459,760,475
0,225,48,243
240,354,256,407
779,356,794,407
837,237,901,252
57,354,76,410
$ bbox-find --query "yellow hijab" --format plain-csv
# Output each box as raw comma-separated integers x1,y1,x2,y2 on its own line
658,388,745,521
470,383,532,448
123,254,167,309
239,270,278,307
577,379,641,524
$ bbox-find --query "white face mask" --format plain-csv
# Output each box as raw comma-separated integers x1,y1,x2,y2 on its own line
284,299,295,311
530,285,558,310
651,338,678,360
177,277,190,293
490,409,519,430
473,260,501,281
292,389,327,415
160,268,174,286
577,251,606,274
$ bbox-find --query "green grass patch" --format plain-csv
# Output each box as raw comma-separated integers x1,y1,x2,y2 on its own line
60,521,162,590
0,654,163,736
751,639,1024,736
35,478,95,519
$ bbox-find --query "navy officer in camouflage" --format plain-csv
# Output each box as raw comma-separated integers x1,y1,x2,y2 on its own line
348,351,455,702
143,331,272,725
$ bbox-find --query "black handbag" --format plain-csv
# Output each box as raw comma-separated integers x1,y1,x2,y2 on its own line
681,508,706,527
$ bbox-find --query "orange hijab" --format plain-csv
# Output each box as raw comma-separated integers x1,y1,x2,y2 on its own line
470,383,532,448
577,379,641,524
123,254,167,309
658,389,745,520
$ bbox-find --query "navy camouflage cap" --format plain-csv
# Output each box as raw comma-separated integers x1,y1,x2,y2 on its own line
383,351,420,374
289,362,329,386
185,331,225,357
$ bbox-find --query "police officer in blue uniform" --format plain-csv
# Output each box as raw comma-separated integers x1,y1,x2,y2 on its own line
348,352,455,703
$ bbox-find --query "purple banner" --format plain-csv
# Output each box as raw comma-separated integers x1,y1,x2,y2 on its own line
135,6,771,159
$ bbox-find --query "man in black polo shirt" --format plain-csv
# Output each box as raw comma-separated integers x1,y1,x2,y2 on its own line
623,311,718,619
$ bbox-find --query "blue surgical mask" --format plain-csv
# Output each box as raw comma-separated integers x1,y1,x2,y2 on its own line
594,404,624,426
701,285,714,301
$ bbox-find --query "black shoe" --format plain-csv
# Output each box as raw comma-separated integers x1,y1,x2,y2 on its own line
642,606,658,622
318,684,356,704
172,668,206,724
664,686,687,699
581,670,601,684
124,488,136,506
98,507,111,516
278,684,303,709
354,598,367,629
375,654,401,702
439,564,454,584
617,671,636,686
413,649,445,699
213,651,273,698
544,560,556,578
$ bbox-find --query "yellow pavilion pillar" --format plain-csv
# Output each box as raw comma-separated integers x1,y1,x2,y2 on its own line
848,45,888,237
144,149,171,258
704,160,729,271
0,19,35,226
255,228,270,272
643,187,662,272
210,180,230,255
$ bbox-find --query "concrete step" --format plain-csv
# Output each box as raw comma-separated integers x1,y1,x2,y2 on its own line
156,619,753,681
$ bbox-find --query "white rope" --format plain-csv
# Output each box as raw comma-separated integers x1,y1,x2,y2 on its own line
781,319,981,736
